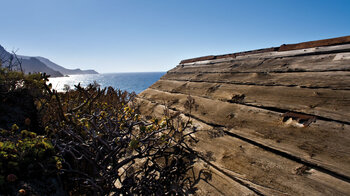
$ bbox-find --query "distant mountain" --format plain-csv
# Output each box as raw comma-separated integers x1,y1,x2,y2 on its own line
0,44,98,77
21,57,64,77
0,45,63,77
30,56,98,75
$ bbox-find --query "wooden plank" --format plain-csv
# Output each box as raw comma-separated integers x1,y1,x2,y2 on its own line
241,43,350,60
191,161,260,196
279,35,350,51
180,55,216,64
162,71,350,90
180,48,278,64
171,52,350,74
135,97,350,195
179,36,350,65
149,80,350,123
178,44,350,68
138,89,350,178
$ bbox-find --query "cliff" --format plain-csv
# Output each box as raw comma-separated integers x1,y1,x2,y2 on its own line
18,55,99,75
136,36,350,195
0,44,98,76
34,56,99,75
0,45,63,77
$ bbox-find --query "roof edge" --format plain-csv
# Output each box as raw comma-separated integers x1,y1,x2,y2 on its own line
180,35,350,64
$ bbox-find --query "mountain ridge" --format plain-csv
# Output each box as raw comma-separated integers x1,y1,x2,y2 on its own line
0,45,98,77
0,45,63,77
28,56,98,75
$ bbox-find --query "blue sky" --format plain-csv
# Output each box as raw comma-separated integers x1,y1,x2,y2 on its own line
0,0,349,73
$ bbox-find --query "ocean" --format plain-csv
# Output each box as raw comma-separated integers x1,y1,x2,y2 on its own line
48,72,166,94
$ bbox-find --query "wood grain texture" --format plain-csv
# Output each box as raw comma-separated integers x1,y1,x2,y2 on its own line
136,97,350,195
137,40,350,195
172,52,350,73
163,71,350,90
150,80,350,123
139,89,350,179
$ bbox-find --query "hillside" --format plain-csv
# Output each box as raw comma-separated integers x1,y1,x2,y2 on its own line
0,45,98,76
136,36,350,195
0,45,63,77
33,56,98,75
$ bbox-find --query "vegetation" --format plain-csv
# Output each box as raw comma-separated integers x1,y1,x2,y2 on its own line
0,61,199,195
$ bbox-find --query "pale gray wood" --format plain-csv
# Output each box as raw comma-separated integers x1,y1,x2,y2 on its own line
150,80,350,123
163,71,350,90
139,89,350,178
136,97,350,195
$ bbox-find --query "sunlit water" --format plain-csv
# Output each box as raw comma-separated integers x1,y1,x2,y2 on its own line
48,72,165,94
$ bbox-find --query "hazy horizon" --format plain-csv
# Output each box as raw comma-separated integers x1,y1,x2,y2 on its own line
1,0,349,73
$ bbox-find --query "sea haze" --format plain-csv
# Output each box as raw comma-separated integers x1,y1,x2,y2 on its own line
48,72,165,94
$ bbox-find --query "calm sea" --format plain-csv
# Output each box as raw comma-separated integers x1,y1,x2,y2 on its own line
48,72,166,94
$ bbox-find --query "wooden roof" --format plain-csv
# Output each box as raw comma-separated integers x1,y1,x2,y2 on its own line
136,36,350,195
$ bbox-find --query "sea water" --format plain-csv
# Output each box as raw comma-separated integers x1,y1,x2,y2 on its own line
48,72,165,94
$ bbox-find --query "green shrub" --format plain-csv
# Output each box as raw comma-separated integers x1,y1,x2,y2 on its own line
0,67,199,195
0,127,59,193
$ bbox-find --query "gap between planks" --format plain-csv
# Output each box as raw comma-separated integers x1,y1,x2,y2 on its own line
136,96,350,183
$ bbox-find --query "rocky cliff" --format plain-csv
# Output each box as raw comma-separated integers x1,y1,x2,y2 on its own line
33,56,98,75
136,36,350,195
18,55,98,76
0,45,63,77
0,44,98,76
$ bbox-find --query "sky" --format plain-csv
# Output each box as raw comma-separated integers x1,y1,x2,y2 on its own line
0,0,349,73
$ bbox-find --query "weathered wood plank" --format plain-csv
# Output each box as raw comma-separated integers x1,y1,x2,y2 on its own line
278,35,350,51
179,43,350,67
135,97,350,195
162,71,350,90
138,89,350,179
149,80,350,123
139,38,350,194
240,43,350,59
171,52,350,74
192,161,260,196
